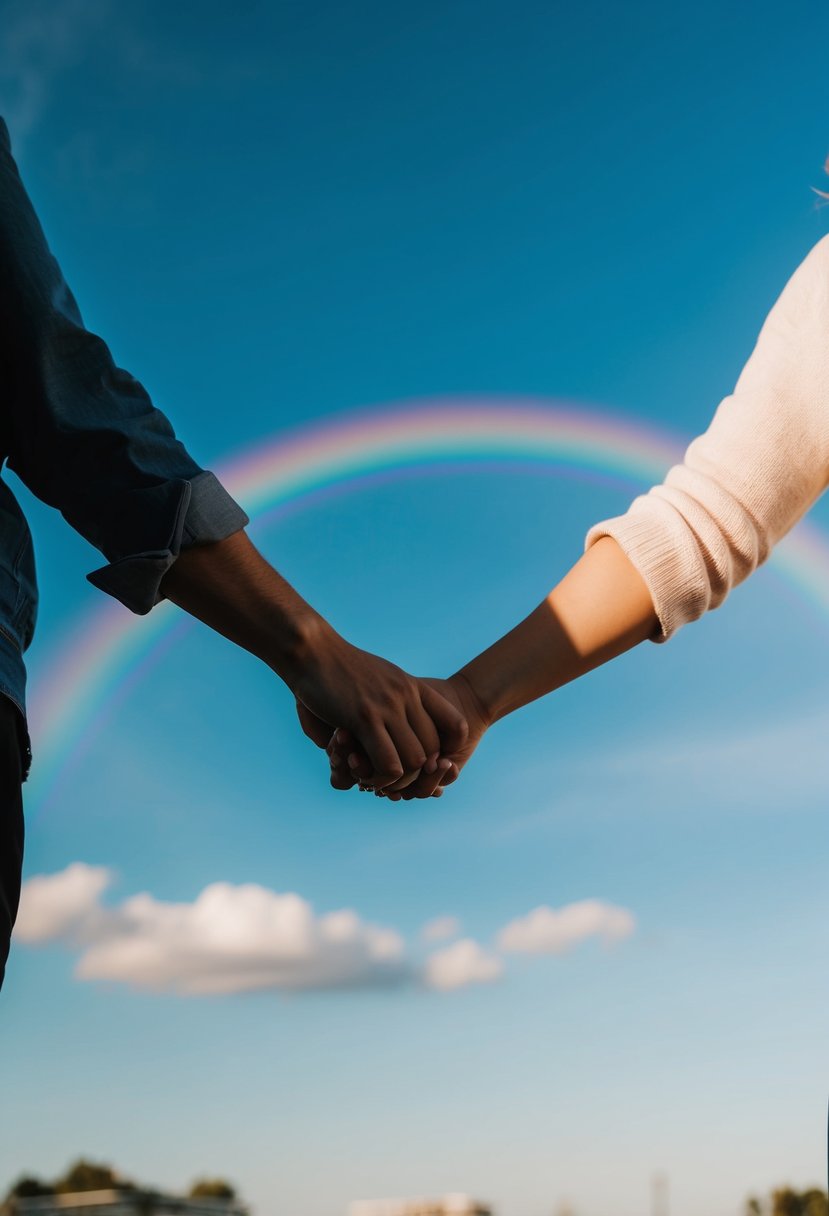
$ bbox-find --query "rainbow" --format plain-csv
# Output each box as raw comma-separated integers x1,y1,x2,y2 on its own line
24,397,829,815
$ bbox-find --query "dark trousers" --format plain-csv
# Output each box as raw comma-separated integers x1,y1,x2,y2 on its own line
0,694,25,993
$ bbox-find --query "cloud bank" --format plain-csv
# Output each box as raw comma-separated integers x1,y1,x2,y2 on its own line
16,866,636,996
16,864,406,996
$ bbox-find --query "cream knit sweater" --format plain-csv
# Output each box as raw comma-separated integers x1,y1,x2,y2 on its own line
585,234,829,641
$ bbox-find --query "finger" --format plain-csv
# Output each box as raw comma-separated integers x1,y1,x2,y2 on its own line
384,716,430,784
419,684,468,755
334,728,377,771
329,760,357,790
337,728,426,794
405,701,441,772
377,770,420,793
438,761,460,787
353,719,405,790
398,757,454,800
327,735,358,791
330,767,357,791
333,731,376,786
345,749,373,780
334,727,357,751
382,735,438,791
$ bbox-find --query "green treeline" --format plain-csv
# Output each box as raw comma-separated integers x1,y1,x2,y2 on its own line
1,1163,826,1216
747,1190,828,1216
1,1160,238,1214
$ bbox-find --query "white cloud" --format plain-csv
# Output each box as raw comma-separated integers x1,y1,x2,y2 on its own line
16,866,407,996
420,915,461,942
16,866,637,997
423,939,503,991
15,862,111,944
496,899,635,955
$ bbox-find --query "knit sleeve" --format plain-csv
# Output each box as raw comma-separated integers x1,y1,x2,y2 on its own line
585,234,829,641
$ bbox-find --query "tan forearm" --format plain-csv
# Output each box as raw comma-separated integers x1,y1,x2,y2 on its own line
159,528,468,785
457,537,659,723
158,529,326,685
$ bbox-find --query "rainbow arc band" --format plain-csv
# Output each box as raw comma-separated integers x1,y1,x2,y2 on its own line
24,397,829,818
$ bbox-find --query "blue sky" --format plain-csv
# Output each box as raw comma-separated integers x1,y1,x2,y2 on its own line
1,3,829,1216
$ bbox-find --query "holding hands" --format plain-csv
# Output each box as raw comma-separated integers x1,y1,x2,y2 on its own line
296,535,659,798
304,672,493,800
160,529,656,802
292,653,475,796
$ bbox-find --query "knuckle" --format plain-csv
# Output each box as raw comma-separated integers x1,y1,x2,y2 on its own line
355,699,378,725
381,765,404,784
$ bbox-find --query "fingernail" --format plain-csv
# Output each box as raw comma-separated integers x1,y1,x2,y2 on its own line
336,729,348,745
424,753,438,774
348,753,360,770
438,757,453,771
329,751,341,767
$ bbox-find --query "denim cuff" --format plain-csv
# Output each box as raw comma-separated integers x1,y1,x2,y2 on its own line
86,471,250,615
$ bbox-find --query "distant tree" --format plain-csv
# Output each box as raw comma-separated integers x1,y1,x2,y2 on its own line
1,1176,56,1216
2,1164,240,1213
188,1180,236,1202
745,1187,828,1216
54,1161,133,1195
773,1189,805,1216
5,1179,55,1201
801,1191,829,1216
752,1188,829,1216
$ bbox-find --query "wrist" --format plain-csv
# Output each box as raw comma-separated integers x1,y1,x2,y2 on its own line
263,608,338,689
450,666,496,733
160,530,337,686
453,601,556,724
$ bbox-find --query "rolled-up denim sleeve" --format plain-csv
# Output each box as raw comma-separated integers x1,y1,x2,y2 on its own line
0,117,249,615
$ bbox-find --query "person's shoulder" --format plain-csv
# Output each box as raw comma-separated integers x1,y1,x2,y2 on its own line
770,231,829,320
792,231,829,278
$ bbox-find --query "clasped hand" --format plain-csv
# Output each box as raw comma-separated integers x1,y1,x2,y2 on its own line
291,623,490,800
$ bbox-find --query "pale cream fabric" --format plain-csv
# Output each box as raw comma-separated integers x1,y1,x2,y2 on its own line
586,234,829,640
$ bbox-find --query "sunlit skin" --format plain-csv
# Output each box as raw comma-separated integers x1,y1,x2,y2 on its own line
315,535,658,798
159,529,468,789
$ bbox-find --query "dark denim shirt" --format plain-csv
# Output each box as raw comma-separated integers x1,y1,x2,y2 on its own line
0,117,250,781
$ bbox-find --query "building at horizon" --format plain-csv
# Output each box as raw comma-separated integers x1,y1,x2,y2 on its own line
348,1193,492,1216
9,1190,247,1216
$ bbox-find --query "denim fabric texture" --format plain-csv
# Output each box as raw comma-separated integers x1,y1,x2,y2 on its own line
0,115,250,781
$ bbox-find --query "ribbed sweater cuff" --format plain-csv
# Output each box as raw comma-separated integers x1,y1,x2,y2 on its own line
584,501,711,642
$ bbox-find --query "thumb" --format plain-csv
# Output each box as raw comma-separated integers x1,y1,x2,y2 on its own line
419,683,468,755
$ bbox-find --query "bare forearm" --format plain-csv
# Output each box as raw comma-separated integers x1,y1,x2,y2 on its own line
158,529,324,684
158,529,468,785
457,537,658,723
